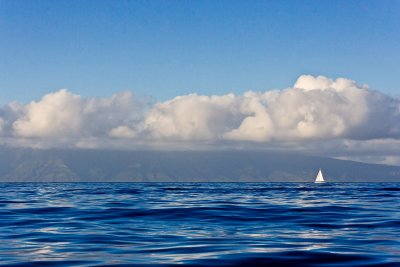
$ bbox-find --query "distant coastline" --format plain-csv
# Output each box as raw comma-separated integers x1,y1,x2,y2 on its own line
0,147,399,182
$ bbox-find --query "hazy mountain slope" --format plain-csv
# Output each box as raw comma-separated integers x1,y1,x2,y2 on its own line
0,147,399,182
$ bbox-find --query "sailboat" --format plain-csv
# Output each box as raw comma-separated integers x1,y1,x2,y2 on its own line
315,169,325,183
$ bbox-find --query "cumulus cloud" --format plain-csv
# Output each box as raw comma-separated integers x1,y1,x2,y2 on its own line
1,89,140,148
13,89,84,138
110,126,137,139
0,117,4,135
142,93,241,141
139,75,399,144
294,75,363,92
0,74,399,164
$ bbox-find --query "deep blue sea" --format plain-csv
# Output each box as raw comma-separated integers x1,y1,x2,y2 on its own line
0,183,399,267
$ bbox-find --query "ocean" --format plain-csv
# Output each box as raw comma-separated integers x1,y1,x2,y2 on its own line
0,182,399,266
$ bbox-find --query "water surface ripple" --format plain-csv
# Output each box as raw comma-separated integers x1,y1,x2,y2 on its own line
0,183,399,266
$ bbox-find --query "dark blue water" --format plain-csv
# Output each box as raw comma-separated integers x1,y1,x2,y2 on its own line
0,183,399,267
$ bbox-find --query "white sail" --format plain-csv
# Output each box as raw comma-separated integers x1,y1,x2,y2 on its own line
315,169,325,183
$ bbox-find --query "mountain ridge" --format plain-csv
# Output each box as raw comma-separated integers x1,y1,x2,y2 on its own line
0,147,399,182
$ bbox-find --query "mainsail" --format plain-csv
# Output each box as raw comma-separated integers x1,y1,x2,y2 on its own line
315,169,325,183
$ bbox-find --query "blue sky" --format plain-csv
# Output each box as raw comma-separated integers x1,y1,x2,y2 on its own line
0,0,399,104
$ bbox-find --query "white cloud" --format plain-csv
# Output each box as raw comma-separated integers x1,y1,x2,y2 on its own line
294,75,362,92
0,117,4,135
13,89,83,138
142,93,240,141
223,91,275,142
1,74,399,165
336,155,400,166
139,75,380,143
82,91,140,138
110,126,137,139
3,89,140,148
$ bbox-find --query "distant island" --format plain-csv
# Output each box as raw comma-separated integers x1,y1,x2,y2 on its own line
0,147,399,182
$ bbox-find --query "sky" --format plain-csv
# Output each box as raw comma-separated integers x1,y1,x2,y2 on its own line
1,0,399,104
0,0,400,165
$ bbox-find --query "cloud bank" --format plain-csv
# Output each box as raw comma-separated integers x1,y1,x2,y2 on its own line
1,75,399,164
